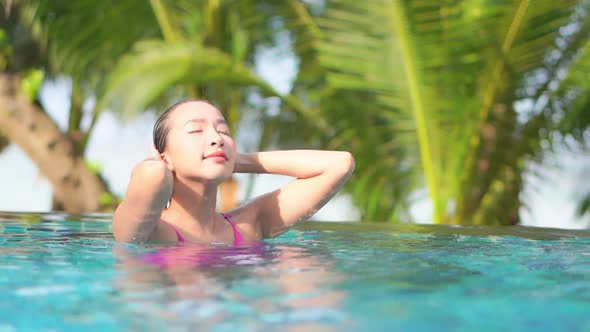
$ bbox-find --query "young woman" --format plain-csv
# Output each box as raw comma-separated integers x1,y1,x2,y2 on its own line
112,100,355,244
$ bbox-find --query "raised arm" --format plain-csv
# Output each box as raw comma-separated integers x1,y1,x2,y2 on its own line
235,150,355,238
112,148,173,242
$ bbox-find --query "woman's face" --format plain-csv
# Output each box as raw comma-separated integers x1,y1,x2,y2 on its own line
162,101,236,183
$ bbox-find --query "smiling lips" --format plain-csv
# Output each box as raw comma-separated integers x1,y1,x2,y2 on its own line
204,151,228,161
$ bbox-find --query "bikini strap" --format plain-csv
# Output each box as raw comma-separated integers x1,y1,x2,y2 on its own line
222,212,243,244
161,220,185,243
161,215,241,244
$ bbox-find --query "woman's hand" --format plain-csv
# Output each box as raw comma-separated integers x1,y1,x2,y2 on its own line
145,145,172,170
139,145,173,184
147,144,163,162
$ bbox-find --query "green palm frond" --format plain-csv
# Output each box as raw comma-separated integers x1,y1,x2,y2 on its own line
578,191,590,217
99,39,328,132
315,0,477,222
551,22,590,220
0,4,45,72
99,40,276,114
313,0,588,224
18,0,328,127
457,1,590,224
19,0,159,87
455,0,581,221
556,39,590,142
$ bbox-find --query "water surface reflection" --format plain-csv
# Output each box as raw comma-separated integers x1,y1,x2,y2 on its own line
112,241,350,330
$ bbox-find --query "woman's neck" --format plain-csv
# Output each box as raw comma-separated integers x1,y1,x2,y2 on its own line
165,177,220,235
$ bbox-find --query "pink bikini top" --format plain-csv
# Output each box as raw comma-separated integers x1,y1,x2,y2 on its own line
140,216,265,268
162,212,243,244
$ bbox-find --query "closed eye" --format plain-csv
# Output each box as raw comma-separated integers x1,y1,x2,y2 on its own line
217,127,231,135
188,129,203,134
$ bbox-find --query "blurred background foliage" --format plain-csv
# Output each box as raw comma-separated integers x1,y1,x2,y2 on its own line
0,0,588,225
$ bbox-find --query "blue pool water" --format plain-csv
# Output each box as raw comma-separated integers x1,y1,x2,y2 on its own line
0,212,588,331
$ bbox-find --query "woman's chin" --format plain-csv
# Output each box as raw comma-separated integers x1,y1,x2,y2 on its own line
183,172,232,184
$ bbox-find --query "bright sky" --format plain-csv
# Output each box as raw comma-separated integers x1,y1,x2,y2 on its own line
0,47,587,229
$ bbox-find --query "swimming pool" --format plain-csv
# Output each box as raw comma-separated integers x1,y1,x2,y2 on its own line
0,212,588,331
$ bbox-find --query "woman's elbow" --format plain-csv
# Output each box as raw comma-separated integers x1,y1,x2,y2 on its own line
112,209,134,243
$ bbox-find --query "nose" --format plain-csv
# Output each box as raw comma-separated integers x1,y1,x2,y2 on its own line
208,128,224,147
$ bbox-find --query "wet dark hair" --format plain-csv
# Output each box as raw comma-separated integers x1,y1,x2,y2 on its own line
153,99,213,153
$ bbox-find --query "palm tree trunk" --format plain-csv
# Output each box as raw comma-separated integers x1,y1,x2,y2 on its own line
0,130,9,153
219,175,238,211
0,73,114,213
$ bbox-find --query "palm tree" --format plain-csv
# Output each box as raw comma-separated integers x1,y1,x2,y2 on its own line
2,0,325,212
0,27,11,154
0,2,117,213
554,32,590,221
96,0,329,210
294,0,590,224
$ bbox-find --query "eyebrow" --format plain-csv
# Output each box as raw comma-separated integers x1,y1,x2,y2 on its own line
183,118,228,126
